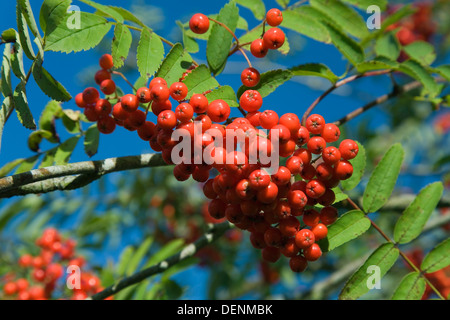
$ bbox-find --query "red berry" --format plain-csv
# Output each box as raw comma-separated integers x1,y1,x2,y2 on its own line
240,90,263,112
321,123,340,142
150,84,170,102
250,38,269,58
128,110,146,127
137,121,156,141
294,126,310,146
3,282,17,295
307,136,326,154
175,102,194,123
121,94,139,113
320,206,338,225
97,116,116,134
189,13,210,34
207,99,231,123
263,27,285,49
295,229,315,249
303,209,320,227
304,243,322,261
112,102,130,121
136,87,151,103
157,110,177,130
94,69,111,85
266,8,283,27
82,87,99,104
322,146,341,165
279,113,301,136
259,110,279,129
190,94,209,114
257,182,278,204
339,139,359,160
289,255,308,272
100,79,116,95
149,77,167,91
262,246,281,263
311,223,328,241
169,82,188,101
241,67,261,87
305,114,325,134
99,54,113,70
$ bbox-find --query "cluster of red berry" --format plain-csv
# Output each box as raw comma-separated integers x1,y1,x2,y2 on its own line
72,7,358,273
1,228,106,300
387,2,435,46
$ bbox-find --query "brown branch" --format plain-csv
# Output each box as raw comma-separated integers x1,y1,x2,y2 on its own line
301,70,391,125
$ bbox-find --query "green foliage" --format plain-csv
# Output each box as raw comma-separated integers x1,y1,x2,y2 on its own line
363,144,404,213
391,272,426,300
181,65,219,99
421,239,450,273
156,43,193,86
111,23,132,68
206,1,239,75
340,243,400,299
136,27,165,79
319,210,371,252
394,182,444,244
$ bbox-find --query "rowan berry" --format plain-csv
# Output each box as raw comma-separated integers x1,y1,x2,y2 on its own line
121,94,139,113
304,243,322,261
266,8,283,27
157,110,177,130
263,27,285,49
334,160,353,180
99,53,113,70
190,94,209,114
339,139,359,160
100,79,116,95
136,87,151,103
250,38,269,58
241,67,261,87
289,255,308,272
82,87,99,104
169,82,188,101
94,69,111,85
189,13,210,34
321,123,340,142
295,229,315,249
97,116,116,134
262,246,281,263
303,209,320,227
305,114,325,134
240,90,263,112
259,110,279,129
207,99,231,123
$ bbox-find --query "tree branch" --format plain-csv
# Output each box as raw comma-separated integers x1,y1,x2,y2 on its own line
301,70,391,125
89,221,233,300
0,153,167,197
333,80,423,126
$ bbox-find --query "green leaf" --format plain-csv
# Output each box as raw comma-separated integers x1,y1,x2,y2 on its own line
310,0,369,39
137,27,165,79
126,237,154,276
355,57,399,73
61,109,80,133
116,246,134,277
235,0,265,20
181,64,219,99
392,272,426,300
108,6,146,27
84,123,100,157
27,129,53,152
54,136,79,165
10,41,26,80
318,210,371,252
434,65,450,82
339,243,399,300
0,29,17,43
144,239,185,268
0,158,26,178
324,23,365,65
45,12,111,53
275,0,290,8
237,69,292,99
205,86,239,107
397,60,439,97
14,154,40,174
341,141,366,191
176,21,199,54
421,238,450,273
375,32,400,61
290,63,339,83
39,100,62,136
362,143,404,213
155,43,193,86
39,148,56,168
1,44,13,98
403,41,436,66
39,0,71,36
111,23,132,69
16,6,36,60
206,1,239,75
13,82,36,130
17,0,41,39
393,182,443,244
32,58,72,102
342,0,387,11
79,0,124,23
281,9,331,44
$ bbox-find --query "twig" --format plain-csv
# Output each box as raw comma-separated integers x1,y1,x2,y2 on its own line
89,221,232,300
301,70,391,125
0,153,167,197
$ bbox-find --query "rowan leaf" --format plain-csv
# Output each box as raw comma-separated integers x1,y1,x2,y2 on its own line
137,27,165,79
362,143,404,213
